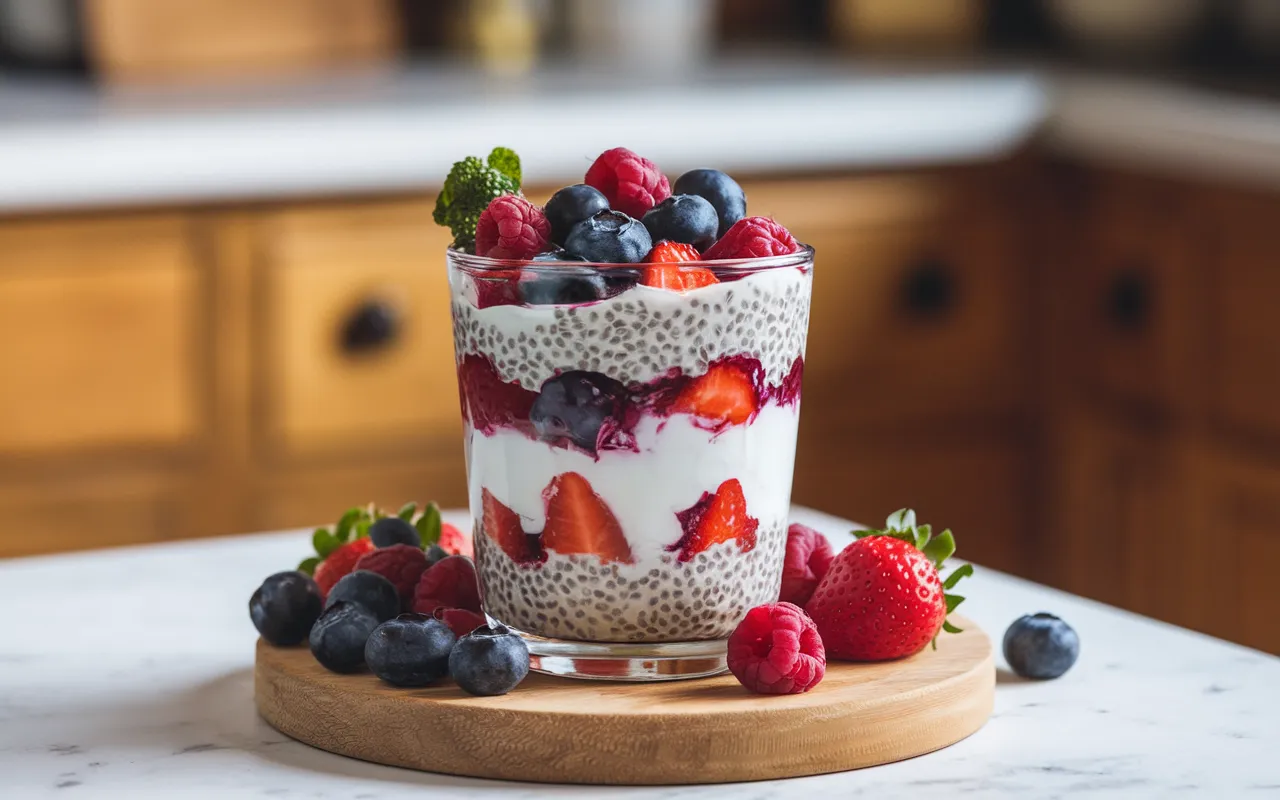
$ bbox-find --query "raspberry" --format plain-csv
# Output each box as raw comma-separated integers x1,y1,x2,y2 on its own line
435,607,487,638
438,522,473,558
727,602,826,695
354,544,428,605
313,538,374,597
584,147,671,219
475,195,551,259
778,524,835,607
412,555,482,615
703,217,800,260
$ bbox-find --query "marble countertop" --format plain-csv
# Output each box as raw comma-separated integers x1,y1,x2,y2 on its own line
1,506,1276,799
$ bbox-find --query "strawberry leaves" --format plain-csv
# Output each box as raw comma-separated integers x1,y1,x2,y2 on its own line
854,508,973,649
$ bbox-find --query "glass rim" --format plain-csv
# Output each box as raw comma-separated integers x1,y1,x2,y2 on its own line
446,244,815,274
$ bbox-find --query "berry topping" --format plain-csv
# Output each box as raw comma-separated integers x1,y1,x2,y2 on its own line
412,555,483,616
641,240,718,291
471,269,522,309
668,478,758,562
312,537,374,597
703,216,800,261
364,613,456,687
673,168,747,238
672,363,758,426
354,544,428,606
518,267,609,306
584,147,670,219
481,489,543,564
435,607,488,638
309,600,379,673
369,516,420,549
448,623,530,696
644,240,702,263
475,194,551,260
563,210,652,264
438,522,473,558
805,509,972,661
531,248,587,262
433,147,522,251
544,184,610,245
727,602,826,694
778,524,835,607
542,472,634,564
325,570,401,623
249,571,324,646
1003,613,1079,680
642,194,719,251
530,371,627,452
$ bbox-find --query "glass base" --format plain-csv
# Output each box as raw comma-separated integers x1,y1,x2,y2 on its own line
505,624,729,682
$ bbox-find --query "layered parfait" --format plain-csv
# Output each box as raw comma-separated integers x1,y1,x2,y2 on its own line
437,147,812,644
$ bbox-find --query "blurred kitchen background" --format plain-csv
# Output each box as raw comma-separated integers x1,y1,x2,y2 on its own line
2,0,1278,654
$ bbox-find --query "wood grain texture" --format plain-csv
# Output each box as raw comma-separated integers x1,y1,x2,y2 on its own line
254,617,994,785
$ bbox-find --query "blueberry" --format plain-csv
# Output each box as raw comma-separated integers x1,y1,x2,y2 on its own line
530,248,587,263
425,543,450,566
563,210,652,264
530,371,627,452
325,570,400,622
673,169,747,238
448,624,530,696
369,516,420,549
364,613,457,687
519,268,609,306
309,600,380,673
642,194,719,251
249,571,323,646
1003,613,1080,680
545,184,610,245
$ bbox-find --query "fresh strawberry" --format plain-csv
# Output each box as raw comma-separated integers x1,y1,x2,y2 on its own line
541,472,633,564
313,537,374,597
412,555,482,615
481,489,541,564
438,522,473,558
805,509,973,661
642,241,718,292
434,607,487,638
778,524,835,607
672,363,757,425
668,478,758,562
354,544,428,605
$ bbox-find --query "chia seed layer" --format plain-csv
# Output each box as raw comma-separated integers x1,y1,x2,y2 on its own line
475,518,788,643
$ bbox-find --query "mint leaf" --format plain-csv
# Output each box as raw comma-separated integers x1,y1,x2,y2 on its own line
313,528,340,558
298,556,320,576
335,508,361,542
397,502,418,522
487,147,521,187
355,518,371,540
943,562,973,590
416,502,443,547
922,529,956,568
945,594,965,613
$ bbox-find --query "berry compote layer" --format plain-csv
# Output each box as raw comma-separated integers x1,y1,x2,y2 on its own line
450,259,812,643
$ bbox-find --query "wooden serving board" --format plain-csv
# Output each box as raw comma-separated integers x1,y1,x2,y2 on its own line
255,617,994,785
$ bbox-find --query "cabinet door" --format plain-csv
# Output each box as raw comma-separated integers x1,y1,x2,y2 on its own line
0,214,203,457
256,199,462,461
1043,412,1193,626
745,173,1026,429
0,474,178,557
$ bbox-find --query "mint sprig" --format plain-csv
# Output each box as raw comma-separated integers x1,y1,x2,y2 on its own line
855,508,973,648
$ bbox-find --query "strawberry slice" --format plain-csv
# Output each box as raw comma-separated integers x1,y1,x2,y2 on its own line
482,489,540,564
668,478,759,562
642,241,717,292
541,472,633,564
672,363,757,425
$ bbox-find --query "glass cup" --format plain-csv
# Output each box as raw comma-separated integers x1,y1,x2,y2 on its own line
447,247,814,680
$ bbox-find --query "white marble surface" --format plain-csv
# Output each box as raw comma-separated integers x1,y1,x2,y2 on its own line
1,506,1276,799
0,61,1044,212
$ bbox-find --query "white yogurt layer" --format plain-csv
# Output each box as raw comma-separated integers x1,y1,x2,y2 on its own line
466,401,800,564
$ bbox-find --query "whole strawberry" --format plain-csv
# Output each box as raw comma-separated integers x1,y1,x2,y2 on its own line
313,537,374,597
805,509,972,662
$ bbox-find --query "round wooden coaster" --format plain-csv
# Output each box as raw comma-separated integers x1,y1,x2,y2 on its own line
254,617,994,785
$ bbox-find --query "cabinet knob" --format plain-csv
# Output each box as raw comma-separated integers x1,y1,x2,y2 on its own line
1107,269,1151,333
901,257,957,320
340,299,400,354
